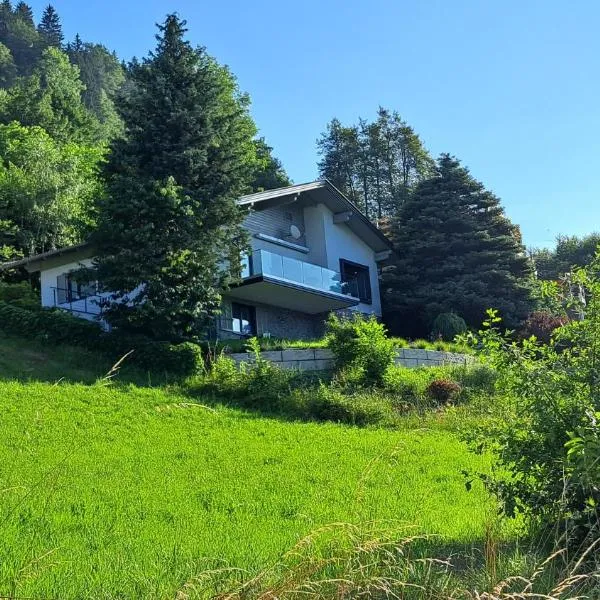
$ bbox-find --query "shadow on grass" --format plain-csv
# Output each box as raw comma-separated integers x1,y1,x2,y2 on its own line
0,333,174,388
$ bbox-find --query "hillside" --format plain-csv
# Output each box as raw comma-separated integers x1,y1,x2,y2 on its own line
0,334,494,599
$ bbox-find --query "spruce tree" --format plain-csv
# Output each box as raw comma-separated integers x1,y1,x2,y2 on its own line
37,4,62,48
91,14,256,340
13,2,33,25
382,154,533,337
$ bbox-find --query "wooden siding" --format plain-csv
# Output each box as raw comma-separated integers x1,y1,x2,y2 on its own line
244,205,306,245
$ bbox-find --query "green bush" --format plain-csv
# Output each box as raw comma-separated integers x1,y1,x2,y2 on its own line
430,312,467,341
464,263,600,547
0,301,203,377
198,338,294,409
0,281,40,310
325,313,395,386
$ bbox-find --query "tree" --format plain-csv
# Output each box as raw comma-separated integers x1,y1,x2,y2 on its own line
530,233,600,280
0,41,16,86
249,137,290,191
91,14,257,340
37,4,62,48
0,47,102,143
0,122,102,259
382,154,533,337
13,2,33,26
0,0,41,78
317,108,433,222
66,38,124,140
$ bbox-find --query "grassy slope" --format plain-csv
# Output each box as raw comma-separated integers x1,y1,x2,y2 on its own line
0,336,492,599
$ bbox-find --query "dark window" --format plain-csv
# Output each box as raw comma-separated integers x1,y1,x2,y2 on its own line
340,260,371,303
55,273,96,304
232,302,257,336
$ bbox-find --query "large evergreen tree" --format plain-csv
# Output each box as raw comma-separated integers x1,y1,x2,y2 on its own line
91,14,256,340
37,4,62,48
382,154,533,337
249,137,290,191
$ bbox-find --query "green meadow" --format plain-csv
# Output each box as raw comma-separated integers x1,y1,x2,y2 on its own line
0,336,495,599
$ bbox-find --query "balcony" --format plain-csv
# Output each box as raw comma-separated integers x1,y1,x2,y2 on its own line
228,249,360,314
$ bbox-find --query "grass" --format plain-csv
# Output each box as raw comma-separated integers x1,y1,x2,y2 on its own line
0,335,499,599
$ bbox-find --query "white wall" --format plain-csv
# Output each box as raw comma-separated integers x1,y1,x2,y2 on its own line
320,204,382,316
40,258,110,324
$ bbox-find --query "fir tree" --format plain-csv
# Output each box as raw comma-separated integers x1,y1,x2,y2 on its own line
91,14,256,340
382,154,533,337
13,2,33,25
37,4,62,48
250,137,290,191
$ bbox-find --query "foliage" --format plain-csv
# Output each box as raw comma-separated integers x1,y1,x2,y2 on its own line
518,310,567,344
530,233,600,280
0,47,103,144
383,154,534,338
0,122,102,258
0,280,37,308
0,1,41,79
425,378,462,405
325,312,395,385
463,269,600,544
317,107,434,221
0,300,203,376
90,15,256,341
431,312,467,341
37,3,62,48
249,137,291,191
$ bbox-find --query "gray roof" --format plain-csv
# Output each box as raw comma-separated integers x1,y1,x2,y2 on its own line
239,179,392,253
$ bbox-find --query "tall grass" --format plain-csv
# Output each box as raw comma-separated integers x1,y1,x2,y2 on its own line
176,522,600,599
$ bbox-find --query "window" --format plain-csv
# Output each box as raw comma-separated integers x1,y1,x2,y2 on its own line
55,273,97,304
232,302,257,336
340,259,371,303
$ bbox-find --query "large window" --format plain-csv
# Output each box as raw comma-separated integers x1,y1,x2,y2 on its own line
56,273,97,304
340,259,371,303
232,302,257,336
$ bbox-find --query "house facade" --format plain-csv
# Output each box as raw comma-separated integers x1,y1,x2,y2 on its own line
7,181,392,340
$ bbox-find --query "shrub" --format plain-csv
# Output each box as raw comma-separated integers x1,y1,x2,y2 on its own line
0,281,39,310
425,379,462,404
430,312,467,341
325,313,395,386
463,261,600,547
0,301,203,377
518,310,567,344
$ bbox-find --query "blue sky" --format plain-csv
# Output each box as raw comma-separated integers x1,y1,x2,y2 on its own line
28,0,600,248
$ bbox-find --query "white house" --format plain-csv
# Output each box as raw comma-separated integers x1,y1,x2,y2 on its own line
5,181,393,340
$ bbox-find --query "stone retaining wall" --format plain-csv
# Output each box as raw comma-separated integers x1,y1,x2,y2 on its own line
229,347,471,371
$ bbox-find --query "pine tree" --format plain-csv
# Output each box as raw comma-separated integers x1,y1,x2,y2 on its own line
37,4,62,48
382,154,533,337
91,14,256,340
13,2,33,25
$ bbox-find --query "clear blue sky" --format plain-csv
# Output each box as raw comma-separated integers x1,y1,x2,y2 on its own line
28,0,600,248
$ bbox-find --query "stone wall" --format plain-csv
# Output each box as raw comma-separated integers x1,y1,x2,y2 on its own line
229,347,471,371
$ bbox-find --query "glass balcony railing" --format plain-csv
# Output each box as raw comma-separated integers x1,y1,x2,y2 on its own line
242,249,358,297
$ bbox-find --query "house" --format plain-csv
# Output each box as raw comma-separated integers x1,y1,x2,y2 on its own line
4,181,393,340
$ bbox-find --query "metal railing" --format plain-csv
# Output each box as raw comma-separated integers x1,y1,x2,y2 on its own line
243,250,359,298
51,286,105,316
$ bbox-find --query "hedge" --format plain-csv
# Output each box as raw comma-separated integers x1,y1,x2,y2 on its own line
0,301,203,377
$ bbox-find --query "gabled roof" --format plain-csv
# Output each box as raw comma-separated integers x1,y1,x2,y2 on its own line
0,243,94,273
239,180,393,253
0,181,392,273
